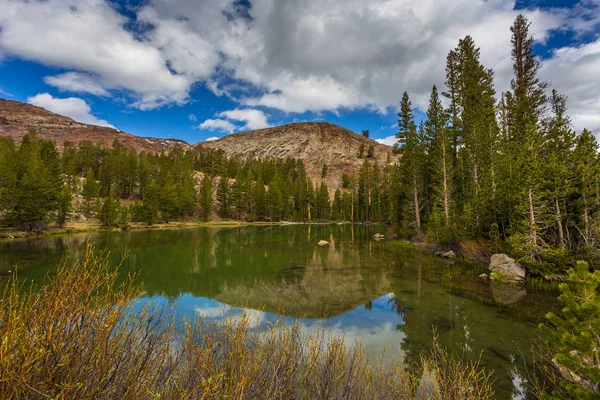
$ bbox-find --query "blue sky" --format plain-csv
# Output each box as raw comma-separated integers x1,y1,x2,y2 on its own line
0,0,598,145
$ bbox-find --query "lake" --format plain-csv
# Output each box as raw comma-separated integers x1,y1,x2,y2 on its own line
0,224,558,399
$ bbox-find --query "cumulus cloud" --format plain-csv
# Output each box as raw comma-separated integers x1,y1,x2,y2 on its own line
44,72,110,96
218,108,271,130
2,0,599,132
199,108,271,133
27,93,115,128
205,136,219,141
188,113,197,121
540,39,600,133
376,136,398,147
199,119,237,134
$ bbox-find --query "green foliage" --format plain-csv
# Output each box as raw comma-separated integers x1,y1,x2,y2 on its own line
57,182,72,226
142,181,159,225
99,194,120,227
540,261,600,399
358,143,365,159
367,144,375,158
362,129,369,138
216,176,230,219
199,174,213,222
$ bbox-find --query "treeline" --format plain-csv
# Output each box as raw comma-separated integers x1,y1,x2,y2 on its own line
389,15,600,273
0,132,398,230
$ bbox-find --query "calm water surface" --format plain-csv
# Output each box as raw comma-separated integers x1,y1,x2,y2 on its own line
0,225,558,399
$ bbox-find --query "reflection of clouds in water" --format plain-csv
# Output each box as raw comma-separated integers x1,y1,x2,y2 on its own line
510,367,527,400
188,293,406,359
194,301,267,328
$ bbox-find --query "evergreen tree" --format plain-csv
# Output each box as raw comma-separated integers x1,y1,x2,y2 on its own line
362,130,370,138
160,174,179,222
396,92,424,234
82,168,100,215
143,181,159,225
217,177,231,219
541,261,600,399
425,85,452,224
199,174,213,222
57,182,72,226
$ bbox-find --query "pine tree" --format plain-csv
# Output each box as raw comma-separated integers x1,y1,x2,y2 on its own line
362,130,370,138
253,176,267,221
57,182,72,226
82,168,100,215
540,261,600,399
143,181,159,225
199,174,213,222
425,85,452,224
217,177,231,219
396,92,424,234
572,129,599,247
507,14,548,248
160,174,179,222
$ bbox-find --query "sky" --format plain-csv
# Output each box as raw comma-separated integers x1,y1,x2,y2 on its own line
0,0,598,145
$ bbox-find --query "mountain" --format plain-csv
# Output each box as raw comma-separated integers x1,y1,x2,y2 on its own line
0,98,188,153
196,122,398,189
0,98,398,188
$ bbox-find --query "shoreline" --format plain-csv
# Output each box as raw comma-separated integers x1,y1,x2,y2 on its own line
0,220,367,241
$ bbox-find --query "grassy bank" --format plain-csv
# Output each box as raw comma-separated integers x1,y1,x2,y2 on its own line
0,219,285,241
0,245,494,399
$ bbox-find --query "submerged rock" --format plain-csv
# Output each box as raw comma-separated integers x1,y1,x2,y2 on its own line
489,254,526,284
491,284,527,304
317,240,329,246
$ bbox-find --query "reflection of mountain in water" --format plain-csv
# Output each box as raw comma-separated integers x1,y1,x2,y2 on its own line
215,235,392,318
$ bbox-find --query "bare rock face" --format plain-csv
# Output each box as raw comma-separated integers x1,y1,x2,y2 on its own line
489,254,526,284
0,98,189,153
196,122,398,190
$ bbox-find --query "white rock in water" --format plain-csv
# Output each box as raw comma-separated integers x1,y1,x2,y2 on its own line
317,240,329,246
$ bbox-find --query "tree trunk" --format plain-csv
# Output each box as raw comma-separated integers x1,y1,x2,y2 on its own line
529,188,537,246
413,174,421,234
555,198,564,247
442,141,450,223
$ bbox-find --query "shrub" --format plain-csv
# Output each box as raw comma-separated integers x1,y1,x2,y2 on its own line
0,244,494,399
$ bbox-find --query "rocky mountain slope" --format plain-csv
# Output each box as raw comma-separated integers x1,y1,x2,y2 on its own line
0,98,398,188
0,98,188,153
196,122,398,189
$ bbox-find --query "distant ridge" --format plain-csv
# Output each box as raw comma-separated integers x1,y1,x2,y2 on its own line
0,98,188,153
196,122,398,189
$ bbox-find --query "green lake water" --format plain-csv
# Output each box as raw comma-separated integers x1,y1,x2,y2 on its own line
0,224,558,399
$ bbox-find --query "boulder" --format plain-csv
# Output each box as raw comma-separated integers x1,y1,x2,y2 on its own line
479,273,488,280
373,233,385,239
317,240,329,246
489,254,526,284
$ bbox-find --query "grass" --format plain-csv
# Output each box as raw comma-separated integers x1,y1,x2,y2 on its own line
0,244,495,399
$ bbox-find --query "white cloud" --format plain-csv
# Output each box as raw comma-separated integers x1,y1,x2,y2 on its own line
1,0,599,132
375,136,398,147
0,0,193,109
188,113,197,121
205,136,219,141
44,72,110,96
199,119,236,134
199,108,271,133
218,108,271,130
540,39,600,134
27,93,115,128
